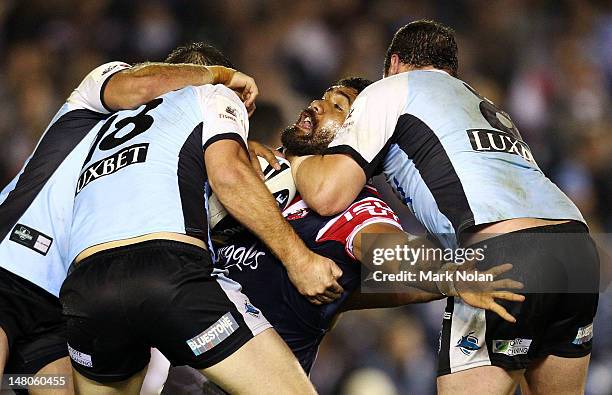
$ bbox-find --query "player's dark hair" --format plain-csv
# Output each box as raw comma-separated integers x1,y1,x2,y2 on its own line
332,77,373,94
383,20,458,77
165,42,234,68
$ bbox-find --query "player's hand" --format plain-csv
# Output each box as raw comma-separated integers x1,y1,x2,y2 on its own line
248,141,282,179
453,263,525,323
286,251,344,305
226,71,259,116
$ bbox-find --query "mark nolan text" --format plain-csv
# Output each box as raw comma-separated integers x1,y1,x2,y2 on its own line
372,270,494,283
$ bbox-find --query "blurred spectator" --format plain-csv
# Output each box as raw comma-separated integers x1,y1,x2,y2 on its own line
248,101,284,147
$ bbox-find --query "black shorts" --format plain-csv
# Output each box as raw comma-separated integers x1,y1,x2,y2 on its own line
438,221,599,376
0,266,67,375
60,240,270,383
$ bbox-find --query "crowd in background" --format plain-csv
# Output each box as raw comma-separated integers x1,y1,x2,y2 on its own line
0,1,610,394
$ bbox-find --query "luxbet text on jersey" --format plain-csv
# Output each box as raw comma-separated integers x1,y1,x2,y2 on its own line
75,143,149,194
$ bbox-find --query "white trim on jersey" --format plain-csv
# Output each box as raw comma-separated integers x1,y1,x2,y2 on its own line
67,61,132,114
327,73,409,175
197,85,249,149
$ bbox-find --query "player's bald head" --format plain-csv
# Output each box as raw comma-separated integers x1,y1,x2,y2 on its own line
165,42,234,68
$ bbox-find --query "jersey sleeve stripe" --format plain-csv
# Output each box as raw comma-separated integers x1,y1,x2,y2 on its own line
99,68,128,112
202,132,248,153
325,145,369,172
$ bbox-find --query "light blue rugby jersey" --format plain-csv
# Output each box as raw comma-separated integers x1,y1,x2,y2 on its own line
327,70,584,248
0,61,131,296
68,84,249,263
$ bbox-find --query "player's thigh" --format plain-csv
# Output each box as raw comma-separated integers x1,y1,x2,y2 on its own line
0,327,8,376
521,354,590,395
72,365,148,395
28,356,74,395
437,365,524,395
201,328,316,395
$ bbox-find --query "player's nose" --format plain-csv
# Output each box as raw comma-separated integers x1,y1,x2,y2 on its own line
310,100,324,114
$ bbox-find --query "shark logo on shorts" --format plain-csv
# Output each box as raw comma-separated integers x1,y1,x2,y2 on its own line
456,332,481,356
244,301,260,317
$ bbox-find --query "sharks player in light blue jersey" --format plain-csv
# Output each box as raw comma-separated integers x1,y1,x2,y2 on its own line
0,49,259,393
291,20,599,395
60,43,345,395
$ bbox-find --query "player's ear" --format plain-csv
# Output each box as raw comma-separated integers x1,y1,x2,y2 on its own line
387,54,401,77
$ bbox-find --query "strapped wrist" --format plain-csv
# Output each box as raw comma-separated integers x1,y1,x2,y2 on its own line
208,66,236,85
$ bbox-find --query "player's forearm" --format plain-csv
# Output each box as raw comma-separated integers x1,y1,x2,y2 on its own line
104,63,233,110
211,156,309,266
292,155,355,216
357,232,447,295
340,289,443,312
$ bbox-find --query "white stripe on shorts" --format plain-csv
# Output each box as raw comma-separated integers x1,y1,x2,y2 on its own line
449,298,491,373
213,269,272,337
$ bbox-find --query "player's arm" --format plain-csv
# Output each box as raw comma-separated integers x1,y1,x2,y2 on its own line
339,288,443,312
352,222,441,290
68,61,257,116
291,154,365,217
105,63,258,112
202,87,343,305
352,222,525,322
312,196,441,312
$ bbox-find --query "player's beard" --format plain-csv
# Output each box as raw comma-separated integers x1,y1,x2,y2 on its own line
281,125,336,156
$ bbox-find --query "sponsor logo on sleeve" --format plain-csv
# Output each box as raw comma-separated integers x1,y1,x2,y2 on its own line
215,96,245,130
186,313,239,356
9,224,53,255
101,63,129,76
68,344,93,367
492,338,532,356
572,323,593,345
225,106,237,117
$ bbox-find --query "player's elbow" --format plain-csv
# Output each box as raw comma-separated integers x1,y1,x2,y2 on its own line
307,183,351,217
128,74,165,106
108,74,165,110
